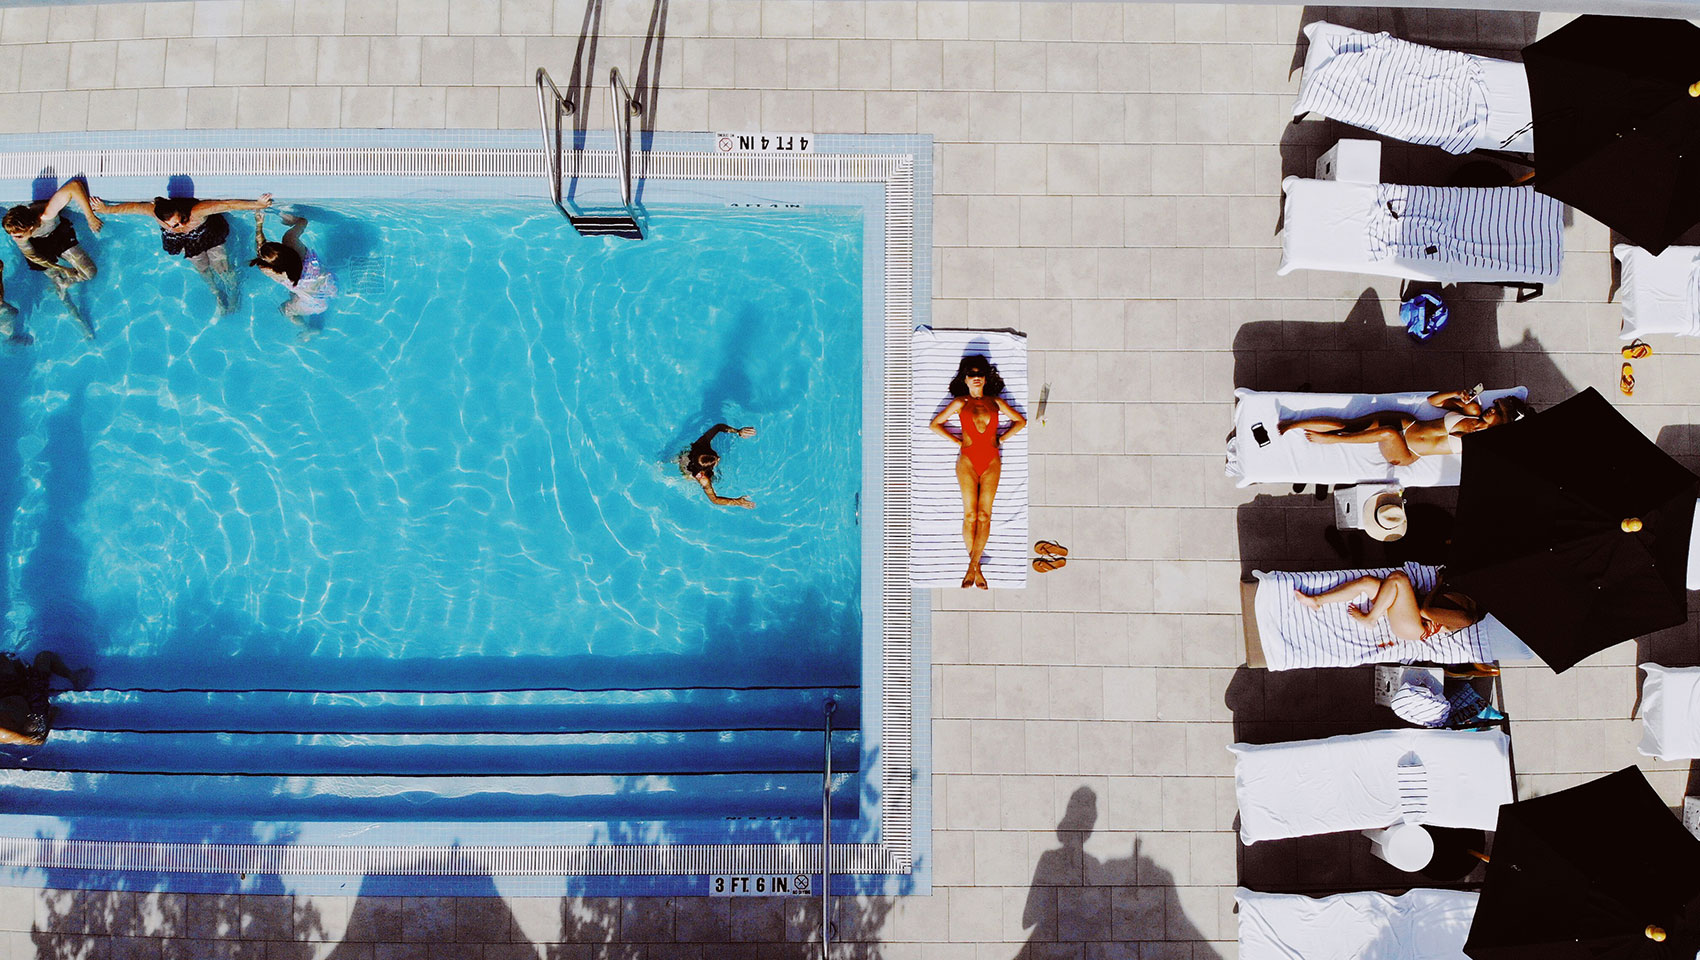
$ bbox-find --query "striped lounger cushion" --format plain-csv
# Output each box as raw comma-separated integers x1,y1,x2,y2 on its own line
1295,21,1492,154
1252,563,1494,670
1370,184,1563,283
910,327,1029,589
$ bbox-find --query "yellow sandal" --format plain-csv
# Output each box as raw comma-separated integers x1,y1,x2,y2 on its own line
1620,362,1636,397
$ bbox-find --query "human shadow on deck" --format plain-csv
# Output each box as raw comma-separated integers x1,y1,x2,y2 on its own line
1007,786,1223,960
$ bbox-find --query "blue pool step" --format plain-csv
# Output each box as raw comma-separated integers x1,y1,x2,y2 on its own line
0,684,863,822
21,729,861,777
56,687,861,735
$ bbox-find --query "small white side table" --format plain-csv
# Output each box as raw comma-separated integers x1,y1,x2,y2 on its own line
1363,822,1435,872
1317,139,1383,184
1334,482,1403,533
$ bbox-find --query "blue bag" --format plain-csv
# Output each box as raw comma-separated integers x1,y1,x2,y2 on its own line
1401,292,1449,341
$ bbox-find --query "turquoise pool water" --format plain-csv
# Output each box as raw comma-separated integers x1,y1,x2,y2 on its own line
0,199,868,829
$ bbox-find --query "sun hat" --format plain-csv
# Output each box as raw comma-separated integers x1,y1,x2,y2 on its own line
1366,492,1408,542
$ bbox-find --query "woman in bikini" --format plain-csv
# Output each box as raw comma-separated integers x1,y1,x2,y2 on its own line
1295,571,1481,647
93,192,272,318
251,208,338,341
2,180,102,339
929,355,1026,589
1279,389,1531,466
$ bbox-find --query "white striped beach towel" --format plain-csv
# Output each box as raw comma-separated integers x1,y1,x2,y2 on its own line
1369,184,1563,282
1253,563,1495,670
910,327,1029,589
1396,752,1430,822
1294,22,1490,155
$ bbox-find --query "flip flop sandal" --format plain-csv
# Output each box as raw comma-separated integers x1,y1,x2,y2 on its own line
1620,362,1635,397
1032,557,1067,573
1034,540,1069,557
1622,339,1653,360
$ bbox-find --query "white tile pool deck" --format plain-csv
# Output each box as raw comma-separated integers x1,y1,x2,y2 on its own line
0,0,1695,957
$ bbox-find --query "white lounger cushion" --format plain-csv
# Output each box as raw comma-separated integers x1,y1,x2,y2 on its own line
1226,387,1529,487
1613,244,1700,339
1238,888,1478,960
1251,563,1531,670
1296,20,1532,154
1229,727,1513,843
1278,177,1563,284
910,327,1029,588
1638,664,1700,761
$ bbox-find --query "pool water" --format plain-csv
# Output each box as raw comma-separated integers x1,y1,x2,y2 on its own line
0,199,868,828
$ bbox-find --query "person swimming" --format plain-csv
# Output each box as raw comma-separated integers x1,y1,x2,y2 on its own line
93,192,273,318
680,423,757,508
928,354,1027,589
0,650,91,746
2,180,102,339
251,208,337,341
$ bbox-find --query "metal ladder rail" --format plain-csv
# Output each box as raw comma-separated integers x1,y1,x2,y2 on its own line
610,66,643,211
535,67,574,219
820,698,836,960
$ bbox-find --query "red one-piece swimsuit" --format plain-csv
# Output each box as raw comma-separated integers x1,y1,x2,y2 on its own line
959,404,1000,476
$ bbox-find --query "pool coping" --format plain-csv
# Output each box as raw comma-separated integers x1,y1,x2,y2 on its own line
0,129,932,890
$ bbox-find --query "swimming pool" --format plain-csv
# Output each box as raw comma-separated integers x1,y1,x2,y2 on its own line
0,130,932,895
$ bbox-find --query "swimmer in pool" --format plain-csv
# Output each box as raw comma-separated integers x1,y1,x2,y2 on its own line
680,423,757,508
929,354,1026,589
93,192,272,318
0,650,91,746
2,180,102,339
251,208,338,341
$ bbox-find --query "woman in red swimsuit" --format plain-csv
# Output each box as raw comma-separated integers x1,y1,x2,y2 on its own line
929,355,1027,589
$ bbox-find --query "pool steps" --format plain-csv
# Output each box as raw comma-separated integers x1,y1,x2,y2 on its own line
0,685,862,822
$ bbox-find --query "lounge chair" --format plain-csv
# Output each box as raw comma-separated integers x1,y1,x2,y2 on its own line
1238,887,1478,960
1294,20,1534,154
1612,244,1700,339
910,327,1029,588
1226,387,1530,488
1230,727,1514,843
1637,664,1700,761
1238,563,1534,671
1278,177,1563,288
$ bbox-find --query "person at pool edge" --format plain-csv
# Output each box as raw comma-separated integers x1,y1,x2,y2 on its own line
681,423,757,508
93,191,272,318
2,179,103,340
929,354,1026,589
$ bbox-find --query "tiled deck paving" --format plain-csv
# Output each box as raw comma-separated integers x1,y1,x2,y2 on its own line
0,0,1694,957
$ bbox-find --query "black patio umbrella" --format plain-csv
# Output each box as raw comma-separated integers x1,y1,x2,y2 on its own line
1465,766,1700,960
1447,388,1697,672
1520,16,1700,254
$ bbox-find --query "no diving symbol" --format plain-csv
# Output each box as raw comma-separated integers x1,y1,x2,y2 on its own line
716,135,734,153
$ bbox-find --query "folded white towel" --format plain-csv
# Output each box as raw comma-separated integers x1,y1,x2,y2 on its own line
910,327,1029,589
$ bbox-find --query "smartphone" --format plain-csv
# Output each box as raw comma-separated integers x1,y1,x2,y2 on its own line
1251,422,1271,447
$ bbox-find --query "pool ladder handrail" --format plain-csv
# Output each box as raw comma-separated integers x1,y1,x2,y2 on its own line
610,66,643,211
535,66,573,218
821,698,836,960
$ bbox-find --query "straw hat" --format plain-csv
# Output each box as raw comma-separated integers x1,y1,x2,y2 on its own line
1366,492,1408,542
